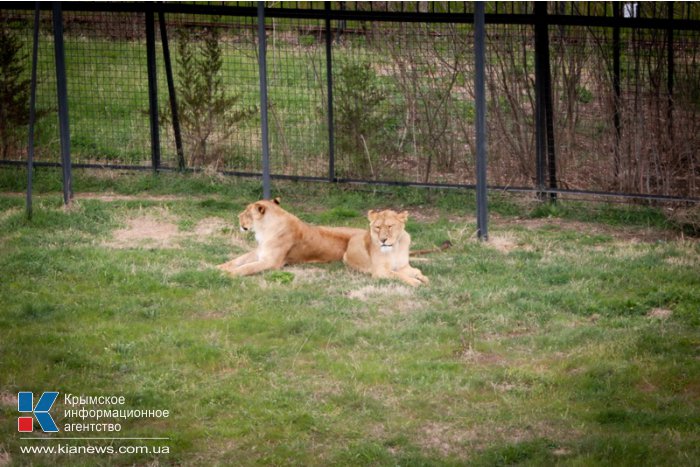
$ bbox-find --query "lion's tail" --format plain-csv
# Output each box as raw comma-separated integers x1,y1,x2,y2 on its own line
409,240,452,257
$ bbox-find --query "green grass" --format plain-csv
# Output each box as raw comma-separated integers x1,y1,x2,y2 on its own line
1,167,699,465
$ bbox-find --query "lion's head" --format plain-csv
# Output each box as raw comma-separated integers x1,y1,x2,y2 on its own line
368,209,408,252
238,197,281,232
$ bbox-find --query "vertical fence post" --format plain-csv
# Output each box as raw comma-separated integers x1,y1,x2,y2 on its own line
474,1,488,241
534,2,556,201
52,1,72,206
544,36,557,201
534,7,546,198
159,11,185,171
325,2,336,182
667,2,674,141
26,2,40,219
145,10,160,172
257,1,271,199
613,2,622,186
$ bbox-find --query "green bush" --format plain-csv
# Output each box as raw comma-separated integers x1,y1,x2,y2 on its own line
334,61,388,178
164,28,257,169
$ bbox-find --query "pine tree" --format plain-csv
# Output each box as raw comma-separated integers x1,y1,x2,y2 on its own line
0,27,31,160
172,28,257,168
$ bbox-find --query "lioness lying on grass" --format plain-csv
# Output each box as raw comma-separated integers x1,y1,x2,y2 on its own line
217,198,364,276
343,209,429,287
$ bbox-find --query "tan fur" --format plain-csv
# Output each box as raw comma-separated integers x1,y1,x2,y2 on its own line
217,198,365,276
343,209,429,287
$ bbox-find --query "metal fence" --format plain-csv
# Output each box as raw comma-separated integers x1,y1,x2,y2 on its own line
1,2,699,201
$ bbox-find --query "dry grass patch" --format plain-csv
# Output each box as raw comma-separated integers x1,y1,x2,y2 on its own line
457,348,506,365
1,190,199,203
664,241,700,267
194,217,229,236
607,241,654,260
77,192,189,202
498,216,681,243
346,284,414,302
665,255,700,267
484,232,519,254
105,208,240,249
221,231,255,252
0,206,20,222
105,214,182,249
647,308,673,320
0,392,17,408
283,266,331,284
417,421,479,458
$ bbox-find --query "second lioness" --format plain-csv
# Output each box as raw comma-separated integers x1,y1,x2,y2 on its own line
343,209,429,287
217,198,365,276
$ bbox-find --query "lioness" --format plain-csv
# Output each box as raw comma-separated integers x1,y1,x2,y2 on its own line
343,209,429,287
217,198,365,276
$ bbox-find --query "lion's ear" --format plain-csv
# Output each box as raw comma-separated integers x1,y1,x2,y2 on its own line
256,204,266,215
398,211,409,222
273,197,281,205
367,210,378,222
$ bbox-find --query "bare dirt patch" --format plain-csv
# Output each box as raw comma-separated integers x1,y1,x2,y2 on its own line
104,209,241,250
105,215,182,249
0,451,11,467
683,381,700,401
418,422,478,457
637,380,658,394
647,308,673,320
0,392,18,407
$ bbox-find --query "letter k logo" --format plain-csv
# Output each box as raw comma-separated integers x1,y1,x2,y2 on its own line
18,392,59,432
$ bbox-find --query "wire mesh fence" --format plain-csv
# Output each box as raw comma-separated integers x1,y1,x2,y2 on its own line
157,12,262,172
265,16,328,178
1,2,699,200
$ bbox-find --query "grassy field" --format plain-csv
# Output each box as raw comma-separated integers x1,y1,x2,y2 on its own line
1,167,699,466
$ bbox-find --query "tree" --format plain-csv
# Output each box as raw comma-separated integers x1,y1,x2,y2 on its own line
0,27,30,160
168,28,257,168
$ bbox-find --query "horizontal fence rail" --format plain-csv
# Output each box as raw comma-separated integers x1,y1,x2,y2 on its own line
3,159,698,204
1,1,699,203
5,2,700,30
